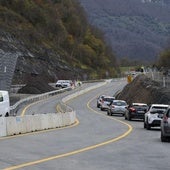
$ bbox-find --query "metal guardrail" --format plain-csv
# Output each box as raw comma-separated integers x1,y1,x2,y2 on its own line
145,71,170,88
9,80,114,116
10,87,72,116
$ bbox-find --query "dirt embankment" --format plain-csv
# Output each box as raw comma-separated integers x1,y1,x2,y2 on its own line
117,74,170,105
10,76,55,105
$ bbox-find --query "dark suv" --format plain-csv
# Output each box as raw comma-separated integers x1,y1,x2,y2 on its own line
125,103,148,121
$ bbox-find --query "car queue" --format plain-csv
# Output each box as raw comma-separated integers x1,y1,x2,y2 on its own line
97,95,170,142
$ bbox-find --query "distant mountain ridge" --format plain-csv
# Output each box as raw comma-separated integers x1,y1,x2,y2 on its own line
141,0,170,5
79,0,170,62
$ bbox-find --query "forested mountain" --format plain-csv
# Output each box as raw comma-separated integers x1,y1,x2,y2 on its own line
0,0,118,84
79,0,170,62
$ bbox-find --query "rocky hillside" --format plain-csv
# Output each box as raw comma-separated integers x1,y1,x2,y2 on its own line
0,0,118,86
117,74,170,105
79,0,170,62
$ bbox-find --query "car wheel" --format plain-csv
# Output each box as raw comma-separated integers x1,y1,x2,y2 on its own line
107,110,110,116
161,131,167,142
97,104,100,108
127,114,131,121
144,121,146,128
125,115,127,120
146,120,151,130
5,112,9,117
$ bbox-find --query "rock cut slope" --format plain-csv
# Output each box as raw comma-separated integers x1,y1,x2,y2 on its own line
117,74,170,105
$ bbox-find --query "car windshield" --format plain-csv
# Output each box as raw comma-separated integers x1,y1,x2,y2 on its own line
150,107,167,114
133,105,148,109
113,101,127,106
57,80,63,83
104,98,114,102
98,95,105,99
133,104,147,107
152,106,168,110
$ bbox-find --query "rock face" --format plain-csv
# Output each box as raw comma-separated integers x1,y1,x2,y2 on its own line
0,30,21,91
0,29,82,90
117,74,170,105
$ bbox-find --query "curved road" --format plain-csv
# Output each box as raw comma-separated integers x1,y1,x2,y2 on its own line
0,80,170,170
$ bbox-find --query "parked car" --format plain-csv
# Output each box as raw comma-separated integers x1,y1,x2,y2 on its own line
107,100,128,116
144,104,169,130
100,96,115,111
56,80,65,88
125,103,148,121
161,107,170,142
61,80,73,88
97,95,106,108
56,80,73,88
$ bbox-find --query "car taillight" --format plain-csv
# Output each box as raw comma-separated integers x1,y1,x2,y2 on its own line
130,107,136,112
163,115,168,123
111,105,115,108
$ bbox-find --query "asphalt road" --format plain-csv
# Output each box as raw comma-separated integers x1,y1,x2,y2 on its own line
0,80,170,170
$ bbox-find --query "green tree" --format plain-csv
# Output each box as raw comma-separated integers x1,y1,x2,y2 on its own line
158,49,170,68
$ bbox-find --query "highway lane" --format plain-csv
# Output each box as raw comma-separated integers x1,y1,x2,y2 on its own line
1,80,170,170
16,82,100,116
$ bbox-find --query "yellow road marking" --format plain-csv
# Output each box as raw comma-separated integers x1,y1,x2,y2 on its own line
0,94,79,140
4,127,131,170
4,91,133,170
87,95,132,129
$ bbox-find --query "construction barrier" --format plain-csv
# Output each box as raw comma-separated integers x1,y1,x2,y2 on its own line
0,111,76,137
0,117,6,136
0,81,106,137
127,75,132,83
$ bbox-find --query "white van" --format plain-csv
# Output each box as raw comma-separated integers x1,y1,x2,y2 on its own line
0,90,10,117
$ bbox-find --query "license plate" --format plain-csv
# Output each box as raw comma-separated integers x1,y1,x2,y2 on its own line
138,111,144,113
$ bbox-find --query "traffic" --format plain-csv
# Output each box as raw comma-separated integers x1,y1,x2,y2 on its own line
0,80,170,170
97,93,170,142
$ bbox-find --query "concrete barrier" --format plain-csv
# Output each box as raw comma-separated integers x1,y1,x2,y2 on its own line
0,117,6,137
0,111,76,137
0,81,106,137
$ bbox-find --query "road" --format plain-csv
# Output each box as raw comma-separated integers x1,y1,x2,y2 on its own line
0,80,170,170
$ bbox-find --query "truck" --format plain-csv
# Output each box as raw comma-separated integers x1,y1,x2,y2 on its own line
0,90,10,117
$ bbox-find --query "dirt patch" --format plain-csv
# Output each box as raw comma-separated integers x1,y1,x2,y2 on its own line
117,74,170,105
18,76,55,94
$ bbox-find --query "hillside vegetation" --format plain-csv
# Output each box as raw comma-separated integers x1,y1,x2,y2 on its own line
79,0,170,62
0,0,118,83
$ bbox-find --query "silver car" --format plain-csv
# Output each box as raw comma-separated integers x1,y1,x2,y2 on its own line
107,100,128,116
97,95,106,108
100,96,115,111
161,107,170,142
